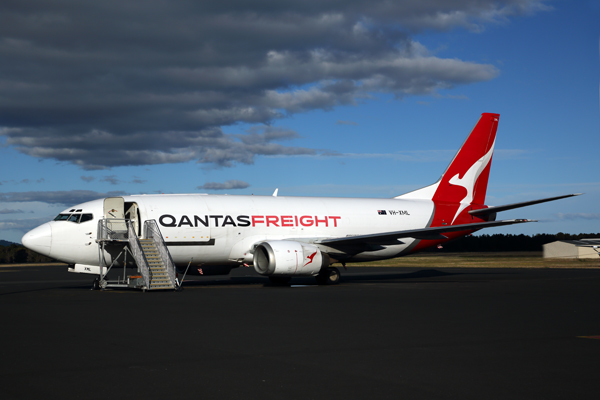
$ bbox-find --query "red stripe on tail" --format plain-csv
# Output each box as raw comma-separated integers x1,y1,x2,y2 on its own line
431,113,499,227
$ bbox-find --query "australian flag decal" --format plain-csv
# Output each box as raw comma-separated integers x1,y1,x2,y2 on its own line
378,210,387,215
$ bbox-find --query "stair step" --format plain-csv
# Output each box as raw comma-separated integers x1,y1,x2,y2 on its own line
149,286,175,290
150,281,174,286
130,234,176,290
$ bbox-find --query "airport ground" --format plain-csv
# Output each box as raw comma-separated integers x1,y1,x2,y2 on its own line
1,255,600,399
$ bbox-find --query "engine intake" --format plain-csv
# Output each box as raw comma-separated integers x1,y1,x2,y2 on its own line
253,240,328,276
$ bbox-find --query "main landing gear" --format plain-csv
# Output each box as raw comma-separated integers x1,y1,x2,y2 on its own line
315,267,340,285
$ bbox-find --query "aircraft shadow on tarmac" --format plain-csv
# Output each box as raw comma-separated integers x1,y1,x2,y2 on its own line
178,268,471,288
0,266,518,296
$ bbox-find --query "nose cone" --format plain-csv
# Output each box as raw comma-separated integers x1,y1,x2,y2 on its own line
22,223,52,256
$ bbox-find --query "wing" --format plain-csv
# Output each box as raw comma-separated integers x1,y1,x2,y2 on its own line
306,194,580,252
314,219,533,249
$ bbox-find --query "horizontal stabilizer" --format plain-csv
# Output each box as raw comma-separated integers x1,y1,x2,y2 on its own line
469,194,582,217
315,219,534,247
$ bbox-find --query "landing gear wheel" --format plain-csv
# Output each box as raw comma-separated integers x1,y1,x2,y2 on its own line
268,276,291,285
91,277,100,291
315,267,340,285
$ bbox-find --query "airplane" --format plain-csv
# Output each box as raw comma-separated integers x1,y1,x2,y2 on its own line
21,113,579,288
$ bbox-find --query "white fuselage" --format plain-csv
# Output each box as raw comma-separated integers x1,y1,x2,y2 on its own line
23,194,435,269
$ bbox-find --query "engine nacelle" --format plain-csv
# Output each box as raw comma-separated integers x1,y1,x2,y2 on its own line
253,240,329,276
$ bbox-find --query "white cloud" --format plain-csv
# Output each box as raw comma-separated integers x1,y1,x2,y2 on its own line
336,120,358,126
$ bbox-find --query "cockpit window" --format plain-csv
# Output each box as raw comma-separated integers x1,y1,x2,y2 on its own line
54,213,94,223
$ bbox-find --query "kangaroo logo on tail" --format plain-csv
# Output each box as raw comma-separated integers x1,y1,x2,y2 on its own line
448,139,496,223
395,113,500,227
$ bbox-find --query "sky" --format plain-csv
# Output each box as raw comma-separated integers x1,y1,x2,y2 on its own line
1,0,599,244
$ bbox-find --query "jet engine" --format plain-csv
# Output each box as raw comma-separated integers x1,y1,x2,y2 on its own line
253,240,329,276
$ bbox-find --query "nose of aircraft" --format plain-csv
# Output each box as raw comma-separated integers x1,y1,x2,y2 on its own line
22,223,52,257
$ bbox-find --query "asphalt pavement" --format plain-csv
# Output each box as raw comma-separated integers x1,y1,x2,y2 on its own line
1,264,600,399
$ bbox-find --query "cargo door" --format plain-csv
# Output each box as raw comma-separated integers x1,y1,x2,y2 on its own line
103,197,126,233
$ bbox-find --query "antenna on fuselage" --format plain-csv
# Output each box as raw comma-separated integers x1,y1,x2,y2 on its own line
272,188,279,197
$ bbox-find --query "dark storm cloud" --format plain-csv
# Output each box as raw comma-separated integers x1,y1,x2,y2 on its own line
100,175,120,185
0,208,24,214
0,0,546,169
0,190,127,205
198,180,251,190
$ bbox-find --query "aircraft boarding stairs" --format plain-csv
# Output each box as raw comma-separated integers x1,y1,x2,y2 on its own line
96,218,178,291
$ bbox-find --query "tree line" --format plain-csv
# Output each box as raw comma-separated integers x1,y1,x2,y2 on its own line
431,233,600,253
0,243,56,264
1,232,600,263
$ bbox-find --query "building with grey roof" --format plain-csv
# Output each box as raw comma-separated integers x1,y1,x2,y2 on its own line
543,239,600,259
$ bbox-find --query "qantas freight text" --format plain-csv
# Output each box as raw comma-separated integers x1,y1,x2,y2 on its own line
158,214,342,228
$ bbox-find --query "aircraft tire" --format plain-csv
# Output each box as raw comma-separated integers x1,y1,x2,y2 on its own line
91,278,100,291
316,267,340,285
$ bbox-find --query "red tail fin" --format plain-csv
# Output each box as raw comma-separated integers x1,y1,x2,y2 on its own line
397,113,499,225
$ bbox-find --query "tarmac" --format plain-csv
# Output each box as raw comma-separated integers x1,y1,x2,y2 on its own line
1,264,600,399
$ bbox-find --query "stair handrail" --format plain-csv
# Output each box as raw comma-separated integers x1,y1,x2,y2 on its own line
97,218,129,241
127,220,150,289
144,220,177,287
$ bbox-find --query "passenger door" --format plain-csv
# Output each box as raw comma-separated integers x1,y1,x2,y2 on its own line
103,197,126,233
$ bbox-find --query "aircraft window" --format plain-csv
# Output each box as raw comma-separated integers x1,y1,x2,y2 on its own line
54,213,94,223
